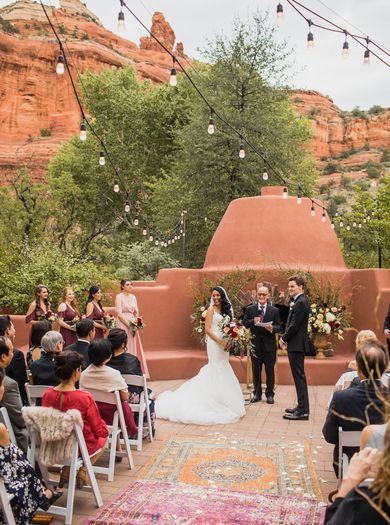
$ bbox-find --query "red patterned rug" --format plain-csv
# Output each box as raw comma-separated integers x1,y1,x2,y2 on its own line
86,480,326,525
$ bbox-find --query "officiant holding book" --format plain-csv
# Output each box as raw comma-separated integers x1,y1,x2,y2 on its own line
243,286,283,404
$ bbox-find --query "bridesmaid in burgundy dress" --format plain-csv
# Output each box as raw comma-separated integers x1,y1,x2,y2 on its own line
86,286,107,340
25,285,51,345
57,287,80,347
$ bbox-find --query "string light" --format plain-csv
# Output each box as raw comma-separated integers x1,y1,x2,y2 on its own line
353,220,357,227
207,110,215,135
239,139,245,159
358,223,362,229
149,234,153,242
142,227,147,235
124,200,130,213
339,218,344,227
310,202,316,216
342,31,349,58
307,20,314,49
79,120,87,141
321,208,326,222
155,240,159,246
262,166,269,181
364,46,370,64
331,218,335,229
297,187,302,204
283,187,288,199
99,149,106,166
56,54,65,75
118,0,125,30
276,2,284,23
134,217,139,226
169,56,177,87
113,180,119,193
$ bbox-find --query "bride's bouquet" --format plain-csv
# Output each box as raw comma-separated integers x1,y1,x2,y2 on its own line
219,315,254,357
129,316,145,334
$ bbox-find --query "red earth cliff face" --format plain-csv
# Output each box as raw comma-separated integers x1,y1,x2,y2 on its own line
0,1,186,182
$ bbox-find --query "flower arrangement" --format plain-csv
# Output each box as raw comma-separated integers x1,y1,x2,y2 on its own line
69,315,80,326
129,316,145,334
38,311,58,323
220,315,255,357
190,299,209,343
308,304,348,340
103,314,116,330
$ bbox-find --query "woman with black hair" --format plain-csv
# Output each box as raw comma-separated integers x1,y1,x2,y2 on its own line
26,320,51,368
85,285,106,340
156,286,245,425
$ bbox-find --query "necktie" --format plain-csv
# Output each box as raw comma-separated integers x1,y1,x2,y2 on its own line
259,306,264,322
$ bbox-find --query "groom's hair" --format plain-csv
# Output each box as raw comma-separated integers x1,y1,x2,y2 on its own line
288,275,305,287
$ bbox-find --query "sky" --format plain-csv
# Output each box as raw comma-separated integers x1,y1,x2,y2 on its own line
1,0,389,110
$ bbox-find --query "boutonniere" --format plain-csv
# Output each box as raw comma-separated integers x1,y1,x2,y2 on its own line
289,302,295,309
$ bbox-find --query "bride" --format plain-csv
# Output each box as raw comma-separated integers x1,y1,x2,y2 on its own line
156,286,245,425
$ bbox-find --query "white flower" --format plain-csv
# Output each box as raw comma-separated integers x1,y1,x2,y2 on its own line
311,304,317,308
201,310,207,318
323,323,331,334
338,329,343,335
325,312,335,323
317,314,324,321
197,328,202,333
311,309,316,314
331,307,338,313
200,306,205,312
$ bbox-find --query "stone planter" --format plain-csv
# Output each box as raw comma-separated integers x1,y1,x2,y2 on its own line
313,333,328,360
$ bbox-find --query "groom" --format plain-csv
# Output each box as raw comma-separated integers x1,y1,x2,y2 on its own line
243,286,282,404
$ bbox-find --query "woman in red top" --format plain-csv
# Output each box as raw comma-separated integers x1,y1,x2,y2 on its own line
42,351,108,488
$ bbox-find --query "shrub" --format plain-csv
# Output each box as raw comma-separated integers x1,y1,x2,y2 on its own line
319,184,330,195
381,149,390,163
350,107,367,119
340,175,352,189
340,146,357,159
333,194,347,205
81,32,89,40
323,162,340,175
40,128,51,138
368,105,386,116
0,16,20,34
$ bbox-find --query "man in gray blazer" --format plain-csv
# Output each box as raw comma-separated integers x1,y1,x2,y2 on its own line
0,336,28,452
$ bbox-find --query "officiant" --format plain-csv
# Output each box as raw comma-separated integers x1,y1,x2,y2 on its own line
243,286,283,404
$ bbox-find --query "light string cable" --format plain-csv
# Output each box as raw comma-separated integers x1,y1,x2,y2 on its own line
39,0,127,195
120,0,331,216
286,0,390,67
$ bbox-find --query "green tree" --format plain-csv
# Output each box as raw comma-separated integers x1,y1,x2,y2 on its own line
150,12,318,266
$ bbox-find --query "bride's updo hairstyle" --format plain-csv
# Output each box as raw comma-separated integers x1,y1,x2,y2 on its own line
212,286,233,319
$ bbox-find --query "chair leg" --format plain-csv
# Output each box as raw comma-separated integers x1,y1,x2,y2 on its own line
146,403,153,443
64,451,78,525
79,438,103,508
107,416,118,482
117,407,134,469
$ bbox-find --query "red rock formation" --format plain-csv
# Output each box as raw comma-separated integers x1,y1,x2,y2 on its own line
291,90,390,159
139,12,175,53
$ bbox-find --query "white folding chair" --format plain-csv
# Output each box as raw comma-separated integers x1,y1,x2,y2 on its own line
0,408,17,446
25,383,50,406
122,374,153,451
0,476,16,525
82,388,134,481
337,427,362,487
27,417,103,525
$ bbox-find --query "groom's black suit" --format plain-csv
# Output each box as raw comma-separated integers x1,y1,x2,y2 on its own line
282,293,310,414
243,303,282,398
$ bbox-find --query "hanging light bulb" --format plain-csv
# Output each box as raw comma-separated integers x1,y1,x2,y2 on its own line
155,240,159,246
149,234,153,242
169,56,177,87
363,218,367,223
364,38,370,64
342,32,349,58
160,241,164,247
172,239,175,244
346,224,351,231
331,218,335,230
307,20,314,49
118,0,125,31
367,215,371,221
276,3,284,23
168,240,171,245
79,120,87,141
56,54,65,75
262,166,268,180
99,150,105,166
321,208,326,222
134,217,139,226
239,140,245,159
310,203,316,217
124,200,130,213
282,187,288,199
353,220,357,227
207,110,215,135
113,180,119,193
297,187,302,204
358,223,362,229
142,228,147,236
164,242,168,247
339,219,344,228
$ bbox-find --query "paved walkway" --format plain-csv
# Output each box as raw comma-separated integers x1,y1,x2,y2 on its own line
51,381,337,524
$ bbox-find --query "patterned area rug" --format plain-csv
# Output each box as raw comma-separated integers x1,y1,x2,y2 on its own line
140,437,322,499
86,480,326,525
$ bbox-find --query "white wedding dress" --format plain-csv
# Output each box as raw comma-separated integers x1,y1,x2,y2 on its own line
156,311,246,425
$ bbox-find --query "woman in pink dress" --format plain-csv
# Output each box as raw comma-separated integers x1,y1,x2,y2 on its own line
86,285,107,340
115,280,149,378
57,287,79,347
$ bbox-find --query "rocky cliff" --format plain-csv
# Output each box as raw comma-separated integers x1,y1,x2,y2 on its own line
0,1,389,182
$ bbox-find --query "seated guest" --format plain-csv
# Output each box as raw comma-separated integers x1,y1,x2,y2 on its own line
107,328,156,437
64,318,95,367
323,340,387,476
0,336,28,452
42,351,108,489
360,387,390,451
324,444,390,524
26,320,51,368
80,339,137,437
30,331,64,386
0,315,28,405
0,367,62,524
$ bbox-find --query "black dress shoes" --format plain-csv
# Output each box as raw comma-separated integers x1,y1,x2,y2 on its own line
283,411,309,421
284,406,299,414
266,396,274,404
250,395,262,403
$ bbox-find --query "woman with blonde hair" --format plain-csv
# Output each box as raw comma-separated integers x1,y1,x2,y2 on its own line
57,287,80,347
